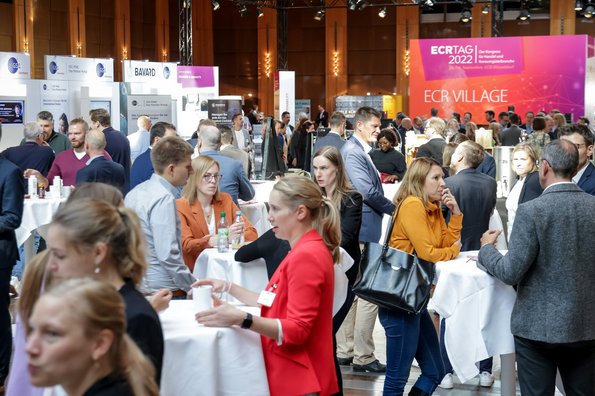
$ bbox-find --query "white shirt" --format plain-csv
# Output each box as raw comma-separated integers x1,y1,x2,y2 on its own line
572,163,588,184
234,128,246,149
505,176,526,242
352,133,373,154
128,129,150,163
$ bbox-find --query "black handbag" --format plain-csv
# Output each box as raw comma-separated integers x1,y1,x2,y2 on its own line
353,205,435,314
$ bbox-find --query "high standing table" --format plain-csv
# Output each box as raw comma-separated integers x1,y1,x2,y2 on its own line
431,250,517,396
159,300,270,396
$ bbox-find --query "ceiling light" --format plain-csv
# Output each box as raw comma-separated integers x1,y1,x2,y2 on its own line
238,3,248,17
584,4,595,17
378,7,387,18
575,0,583,10
314,9,325,21
517,9,531,20
212,0,220,11
460,9,472,23
257,7,264,17
348,0,367,11
425,0,434,6
482,5,489,14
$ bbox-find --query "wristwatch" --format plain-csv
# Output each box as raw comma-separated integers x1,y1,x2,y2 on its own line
241,312,253,329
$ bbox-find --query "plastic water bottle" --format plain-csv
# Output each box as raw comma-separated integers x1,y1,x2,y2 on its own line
28,175,38,198
217,212,229,253
231,210,244,249
53,176,63,198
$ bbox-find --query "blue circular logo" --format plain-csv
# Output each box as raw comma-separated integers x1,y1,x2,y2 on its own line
49,61,58,74
96,63,105,78
163,66,170,79
7,57,19,74
43,84,47,90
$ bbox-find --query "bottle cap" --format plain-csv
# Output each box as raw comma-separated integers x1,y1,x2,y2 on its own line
236,211,242,216
220,212,226,217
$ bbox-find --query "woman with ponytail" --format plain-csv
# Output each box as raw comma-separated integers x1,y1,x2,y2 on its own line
195,175,340,395
26,277,158,396
44,198,164,384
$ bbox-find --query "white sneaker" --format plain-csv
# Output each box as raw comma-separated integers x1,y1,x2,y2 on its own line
479,371,494,387
438,373,454,389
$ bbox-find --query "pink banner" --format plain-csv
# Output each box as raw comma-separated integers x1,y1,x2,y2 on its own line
177,66,215,88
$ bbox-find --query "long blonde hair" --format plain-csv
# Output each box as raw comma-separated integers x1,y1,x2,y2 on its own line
273,175,341,262
393,157,442,209
18,251,52,328
181,155,221,204
312,145,357,207
41,278,158,396
51,199,147,286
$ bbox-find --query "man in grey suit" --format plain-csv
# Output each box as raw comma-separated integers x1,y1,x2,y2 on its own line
500,113,523,146
219,125,249,178
311,111,346,173
337,107,395,374
417,117,447,166
199,125,254,204
479,140,595,396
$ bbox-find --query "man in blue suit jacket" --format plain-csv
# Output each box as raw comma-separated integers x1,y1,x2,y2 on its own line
337,107,395,374
76,130,126,193
2,122,55,176
479,140,595,395
559,123,595,196
199,125,254,204
130,122,178,190
311,111,346,173
0,125,26,390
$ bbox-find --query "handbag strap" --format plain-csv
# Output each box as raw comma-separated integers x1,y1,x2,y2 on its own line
382,202,403,248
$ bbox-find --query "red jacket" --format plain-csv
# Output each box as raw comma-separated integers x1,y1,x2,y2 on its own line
260,230,338,396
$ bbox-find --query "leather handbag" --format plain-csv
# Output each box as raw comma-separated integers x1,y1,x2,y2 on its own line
353,206,435,314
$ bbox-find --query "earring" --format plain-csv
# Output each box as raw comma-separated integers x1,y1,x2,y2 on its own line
94,264,101,274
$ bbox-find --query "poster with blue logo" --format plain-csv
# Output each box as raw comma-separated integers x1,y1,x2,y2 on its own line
0,52,30,80
122,60,178,83
44,56,114,82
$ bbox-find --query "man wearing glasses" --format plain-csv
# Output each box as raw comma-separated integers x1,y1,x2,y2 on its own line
198,124,254,205
559,123,595,195
125,136,196,297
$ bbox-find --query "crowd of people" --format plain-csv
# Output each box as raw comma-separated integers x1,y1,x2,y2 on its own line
0,102,593,396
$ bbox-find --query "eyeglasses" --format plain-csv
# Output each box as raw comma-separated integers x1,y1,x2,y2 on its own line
571,143,586,150
202,173,222,182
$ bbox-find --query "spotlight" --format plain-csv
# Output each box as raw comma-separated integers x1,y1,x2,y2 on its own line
212,0,220,11
575,0,583,11
378,7,387,18
460,9,472,23
314,9,325,21
238,4,248,17
425,0,434,6
348,0,367,11
257,7,264,17
482,5,489,14
584,4,595,17
517,9,531,21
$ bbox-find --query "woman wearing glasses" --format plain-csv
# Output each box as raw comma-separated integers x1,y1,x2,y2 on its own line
177,155,257,271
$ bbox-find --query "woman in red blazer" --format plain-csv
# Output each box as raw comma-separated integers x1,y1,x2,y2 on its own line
176,156,257,271
195,176,340,395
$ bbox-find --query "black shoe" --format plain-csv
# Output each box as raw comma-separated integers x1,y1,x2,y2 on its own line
337,357,353,366
352,359,386,373
408,386,430,396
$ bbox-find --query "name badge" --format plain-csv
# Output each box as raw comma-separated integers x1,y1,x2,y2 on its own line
257,284,277,307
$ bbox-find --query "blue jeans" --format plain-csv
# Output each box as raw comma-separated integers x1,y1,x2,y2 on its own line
439,318,492,374
379,307,445,395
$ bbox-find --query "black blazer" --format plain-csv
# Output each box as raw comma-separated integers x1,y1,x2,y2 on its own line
417,138,446,165
0,157,25,269
445,168,497,251
83,375,134,396
235,229,291,279
518,171,543,204
501,125,523,146
119,280,164,384
76,156,127,193
340,191,363,285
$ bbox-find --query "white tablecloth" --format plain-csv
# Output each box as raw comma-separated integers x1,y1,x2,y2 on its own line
250,180,276,204
194,249,269,299
239,200,270,235
159,301,269,396
431,251,517,386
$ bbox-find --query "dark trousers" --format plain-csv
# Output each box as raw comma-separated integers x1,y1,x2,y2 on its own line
332,288,356,396
439,318,492,374
514,335,595,396
0,267,13,383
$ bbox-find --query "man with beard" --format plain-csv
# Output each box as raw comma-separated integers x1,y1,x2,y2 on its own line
24,118,112,187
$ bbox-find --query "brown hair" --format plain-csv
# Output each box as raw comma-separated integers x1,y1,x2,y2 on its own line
182,155,221,204
41,278,158,396
67,183,123,206
52,199,147,286
312,146,357,208
18,251,52,328
150,136,193,174
273,175,341,262
69,117,89,131
394,157,442,209
458,140,485,169
89,108,111,127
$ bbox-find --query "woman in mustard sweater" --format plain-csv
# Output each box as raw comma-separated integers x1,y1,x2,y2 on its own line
382,157,463,396
176,156,257,271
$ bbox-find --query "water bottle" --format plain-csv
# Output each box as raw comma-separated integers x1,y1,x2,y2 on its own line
217,212,229,253
231,210,244,249
28,175,38,198
53,176,63,198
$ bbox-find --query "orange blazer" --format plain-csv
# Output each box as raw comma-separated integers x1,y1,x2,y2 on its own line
176,192,258,271
260,230,338,396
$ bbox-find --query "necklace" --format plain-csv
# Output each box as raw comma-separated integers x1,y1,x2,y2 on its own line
203,205,213,223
